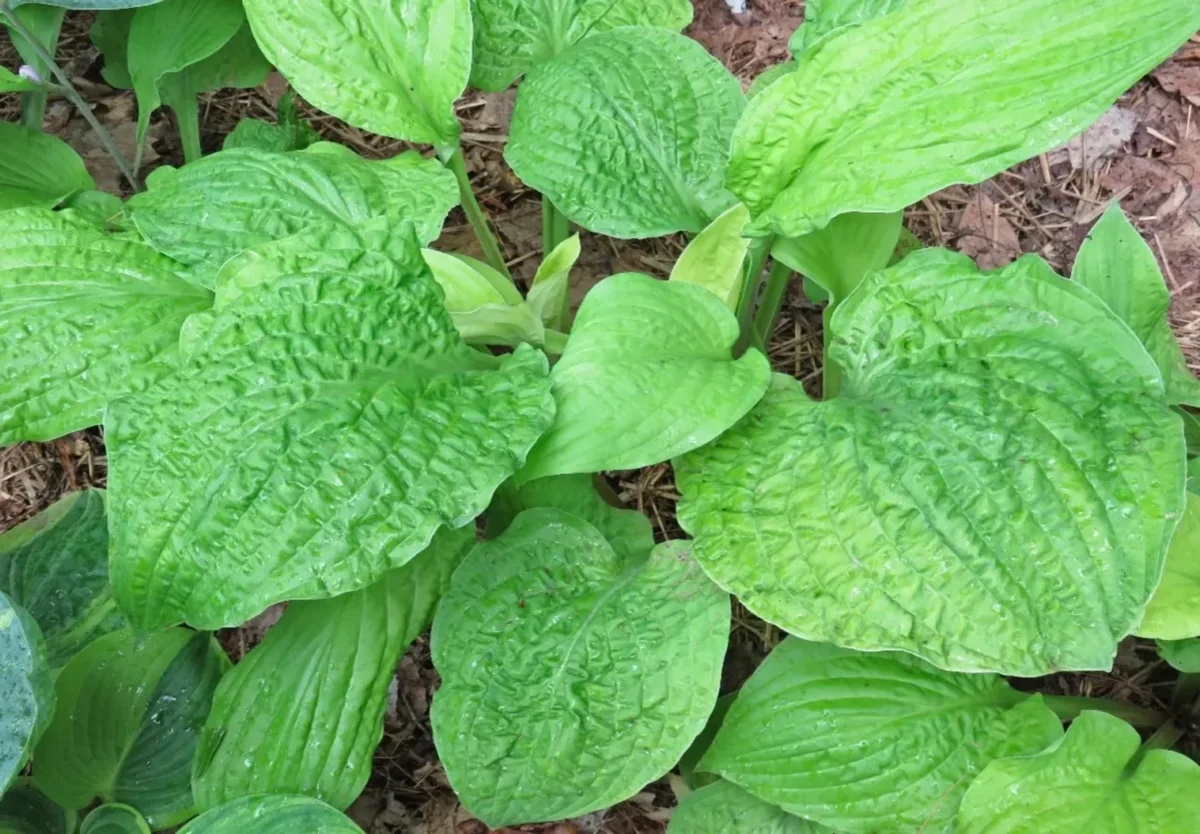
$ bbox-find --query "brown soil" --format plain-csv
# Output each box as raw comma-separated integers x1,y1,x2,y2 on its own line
2,3,1199,832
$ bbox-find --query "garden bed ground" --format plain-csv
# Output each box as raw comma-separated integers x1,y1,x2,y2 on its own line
3,3,1200,832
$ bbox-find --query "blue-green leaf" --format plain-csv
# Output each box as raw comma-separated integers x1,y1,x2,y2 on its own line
0,594,54,793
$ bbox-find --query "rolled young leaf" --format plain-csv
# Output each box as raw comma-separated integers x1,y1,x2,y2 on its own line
469,0,692,92
431,510,729,828
80,804,151,834
244,0,470,146
1136,491,1200,640
177,795,363,834
106,222,554,630
126,146,458,279
192,526,474,810
668,780,829,834
697,639,1063,834
506,28,744,238
0,490,127,668
669,203,752,309
956,711,1200,833
526,233,580,330
731,0,1200,237
770,211,904,304
0,782,75,834
676,249,1185,675
420,249,545,347
0,209,212,446
32,628,228,827
0,123,94,210
519,272,771,480
0,593,55,793
1072,202,1200,407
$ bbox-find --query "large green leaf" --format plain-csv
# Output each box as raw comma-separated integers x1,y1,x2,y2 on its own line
731,0,1200,237
1157,638,1200,673
956,710,1200,833
33,628,227,827
0,209,211,446
0,123,94,210
484,474,654,561
790,0,906,53
244,0,469,146
1136,491,1200,639
1073,203,1200,406
431,510,729,828
469,0,692,92
506,28,744,238
676,250,1185,675
698,640,1062,834
126,147,457,279
668,781,828,834
80,804,151,834
0,490,126,668
126,0,245,149
177,795,362,834
0,594,54,793
771,211,904,304
106,223,554,631
192,526,473,811
519,273,771,480
0,783,74,834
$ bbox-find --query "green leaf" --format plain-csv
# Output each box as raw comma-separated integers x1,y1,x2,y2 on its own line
527,233,580,330
244,0,469,145
732,0,1200,237
519,272,771,480
698,639,1063,834
90,10,134,88
670,203,751,309
158,24,272,132
469,0,692,92
1073,203,1200,406
0,123,94,210
0,594,54,793
746,61,797,101
0,66,41,92
1157,638,1200,673
506,28,745,238
33,628,228,827
11,1,165,9
956,710,1200,833
177,795,362,834
421,248,545,347
771,211,904,304
61,190,125,230
431,510,729,828
676,693,735,789
106,223,554,631
126,147,457,279
3,4,64,78
790,0,906,54
126,0,245,149
0,782,74,834
676,250,1185,675
483,474,654,561
0,209,212,446
80,804,150,834
223,96,321,154
0,490,126,669
192,526,473,811
1136,491,1200,639
668,781,828,834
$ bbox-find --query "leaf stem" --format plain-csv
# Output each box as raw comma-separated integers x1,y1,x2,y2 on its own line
822,305,842,399
173,94,203,164
1,2,142,192
439,143,512,281
21,90,47,130
1039,695,1168,729
541,193,570,256
735,235,774,355
750,260,793,353
542,328,569,355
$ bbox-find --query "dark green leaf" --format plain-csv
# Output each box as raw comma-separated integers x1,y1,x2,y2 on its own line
0,123,94,210
0,782,74,834
80,804,150,834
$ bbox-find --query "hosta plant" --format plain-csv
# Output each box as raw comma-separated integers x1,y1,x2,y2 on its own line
2,0,1200,831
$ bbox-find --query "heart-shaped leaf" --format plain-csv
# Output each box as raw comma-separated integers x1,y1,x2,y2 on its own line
244,0,469,146
506,28,744,238
698,639,1062,834
668,780,829,834
192,526,473,810
956,711,1200,833
177,795,362,834
33,628,228,827
519,272,770,480
431,510,729,828
0,123,94,211
469,0,692,91
0,490,126,668
107,223,554,630
0,209,211,446
0,594,54,793
677,250,1184,674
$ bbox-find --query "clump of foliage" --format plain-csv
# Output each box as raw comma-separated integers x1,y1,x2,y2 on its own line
2,0,1200,831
